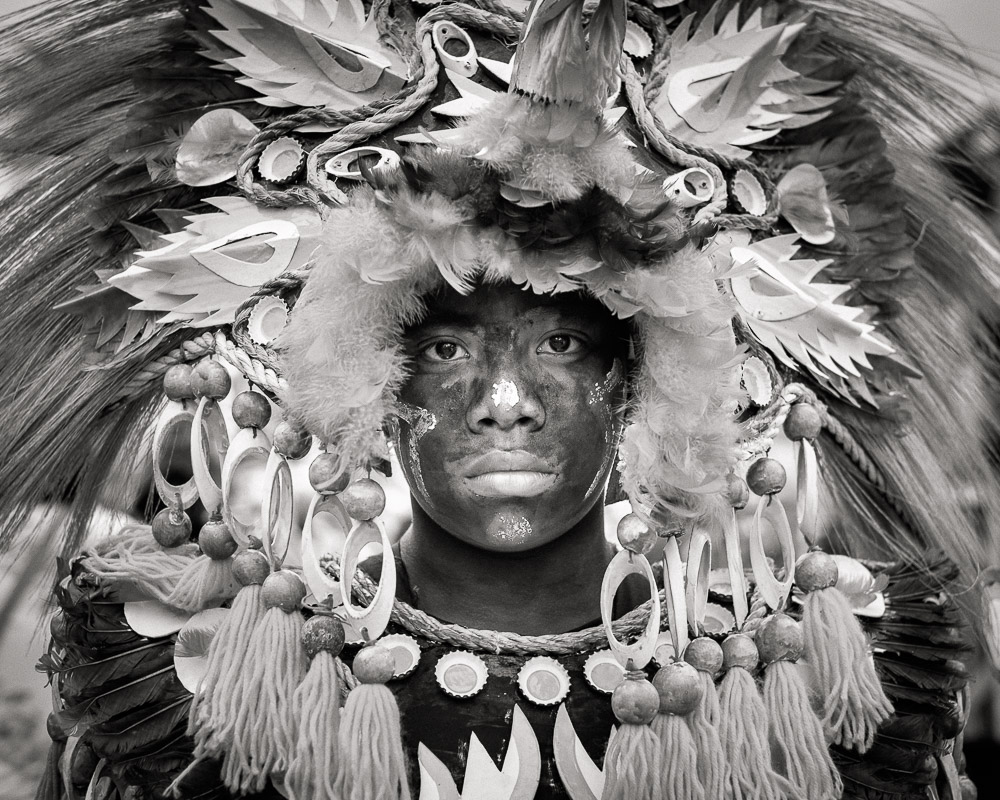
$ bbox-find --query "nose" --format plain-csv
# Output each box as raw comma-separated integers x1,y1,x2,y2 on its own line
467,369,545,434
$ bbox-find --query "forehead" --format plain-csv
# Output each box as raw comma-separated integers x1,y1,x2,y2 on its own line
413,282,614,331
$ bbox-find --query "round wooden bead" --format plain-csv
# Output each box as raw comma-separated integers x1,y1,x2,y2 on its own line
353,643,396,684
746,458,786,496
725,473,750,510
163,364,195,401
233,549,270,586
232,391,272,429
610,673,660,725
309,453,350,494
721,633,759,671
199,518,238,560
783,403,823,441
151,506,192,547
684,636,724,676
261,570,306,611
756,613,804,664
273,421,312,459
191,359,232,400
652,661,702,715
302,615,346,659
341,478,386,520
796,550,839,592
46,712,67,742
616,513,655,555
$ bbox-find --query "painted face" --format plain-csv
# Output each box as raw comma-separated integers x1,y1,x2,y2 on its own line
395,282,628,552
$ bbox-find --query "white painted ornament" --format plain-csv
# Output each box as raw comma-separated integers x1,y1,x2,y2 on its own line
174,607,229,692
221,427,271,545
583,650,626,694
325,146,401,180
258,137,304,183
662,167,715,208
662,534,689,657
300,492,352,604
247,295,289,345
191,397,230,515
553,704,607,800
732,169,767,215
379,633,422,679
623,21,653,58
124,600,193,638
435,651,488,699
741,355,773,406
432,21,477,77
600,548,660,669
685,529,711,637
152,401,199,508
339,517,395,640
517,656,571,706
261,449,293,567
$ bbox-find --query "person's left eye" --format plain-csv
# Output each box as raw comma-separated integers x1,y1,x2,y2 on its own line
537,333,585,355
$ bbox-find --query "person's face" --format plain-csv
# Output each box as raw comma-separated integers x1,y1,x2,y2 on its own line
394,282,627,552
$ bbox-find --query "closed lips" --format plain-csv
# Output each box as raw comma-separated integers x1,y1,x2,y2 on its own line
455,451,558,497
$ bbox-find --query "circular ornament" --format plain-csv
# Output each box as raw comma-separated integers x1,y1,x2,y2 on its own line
163,364,195,402
707,568,733,600
583,650,626,694
747,457,786,496
191,359,232,400
701,602,736,636
732,169,767,215
273,420,313,460
258,137,304,183
623,20,653,58
435,652,488,699
652,631,676,667
231,391,272,430
517,656,571,707
616,513,655,555
379,633,421,679
247,295,289,346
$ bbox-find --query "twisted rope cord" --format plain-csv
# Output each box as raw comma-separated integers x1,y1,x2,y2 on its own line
116,332,217,398
229,271,309,369
213,330,287,394
341,566,670,656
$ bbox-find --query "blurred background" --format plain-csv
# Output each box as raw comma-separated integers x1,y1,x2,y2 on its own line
1,0,999,798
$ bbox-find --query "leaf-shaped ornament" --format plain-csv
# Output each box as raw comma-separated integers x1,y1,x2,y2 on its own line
205,0,409,114
109,197,322,326
175,109,260,187
715,231,894,399
648,1,839,158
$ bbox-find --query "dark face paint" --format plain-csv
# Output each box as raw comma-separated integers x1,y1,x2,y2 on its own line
396,282,627,552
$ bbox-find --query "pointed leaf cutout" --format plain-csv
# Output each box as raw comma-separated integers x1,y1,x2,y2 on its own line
553,704,604,800
109,197,322,326
715,230,894,398
417,706,540,800
204,0,408,113
648,1,839,158
777,163,848,245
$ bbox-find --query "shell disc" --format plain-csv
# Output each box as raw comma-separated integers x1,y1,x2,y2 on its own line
379,633,421,679
583,650,626,694
435,651,488,699
517,656,571,706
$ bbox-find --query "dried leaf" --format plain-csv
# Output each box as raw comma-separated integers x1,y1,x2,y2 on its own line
175,109,259,186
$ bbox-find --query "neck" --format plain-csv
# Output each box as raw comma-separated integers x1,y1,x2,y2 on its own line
399,500,613,635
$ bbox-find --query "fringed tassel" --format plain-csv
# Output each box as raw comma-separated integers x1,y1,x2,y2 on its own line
223,570,308,795
601,670,660,800
650,663,705,800
683,638,731,800
166,517,240,611
188,550,269,760
758,614,843,799
717,634,786,800
83,524,198,602
285,617,347,800
798,551,894,751
333,643,411,800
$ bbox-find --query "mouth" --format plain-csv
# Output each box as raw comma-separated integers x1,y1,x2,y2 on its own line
456,450,558,498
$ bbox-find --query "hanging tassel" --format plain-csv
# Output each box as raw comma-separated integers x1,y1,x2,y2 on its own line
285,615,346,800
188,548,269,760
223,570,308,795
333,641,411,800
650,662,705,800
682,637,732,800
758,613,843,799
84,524,198,603
166,517,240,612
717,634,787,800
798,550,894,752
601,668,661,800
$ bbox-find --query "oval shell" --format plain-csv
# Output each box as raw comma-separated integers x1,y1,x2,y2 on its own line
435,651,488,699
732,169,767,215
379,633,422,679
701,602,736,636
258,137,304,183
247,296,289,346
584,650,626,694
517,656,570,706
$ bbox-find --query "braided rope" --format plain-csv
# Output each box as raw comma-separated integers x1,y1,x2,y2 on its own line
342,566,670,656
117,332,217,398
229,271,309,369
213,330,287,394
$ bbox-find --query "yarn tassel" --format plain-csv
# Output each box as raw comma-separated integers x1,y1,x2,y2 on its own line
798,551,893,752
84,524,198,603
650,662,705,800
334,642,411,800
758,614,843,799
166,517,241,611
188,550,269,760
682,638,731,800
223,570,308,795
601,670,660,800
717,634,786,800
285,617,347,800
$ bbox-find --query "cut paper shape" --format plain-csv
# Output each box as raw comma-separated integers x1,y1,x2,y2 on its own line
649,1,840,158
175,109,259,186
777,163,846,245
124,600,194,638
110,197,322,326
204,0,408,112
174,607,229,691
417,705,540,800
432,21,477,77
553,704,605,800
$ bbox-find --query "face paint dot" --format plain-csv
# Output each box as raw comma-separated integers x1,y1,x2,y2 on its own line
491,379,519,409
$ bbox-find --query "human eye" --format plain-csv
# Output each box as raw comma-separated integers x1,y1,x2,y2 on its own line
419,339,470,363
536,332,587,356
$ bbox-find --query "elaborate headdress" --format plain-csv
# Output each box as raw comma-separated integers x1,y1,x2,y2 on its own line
4,0,996,798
